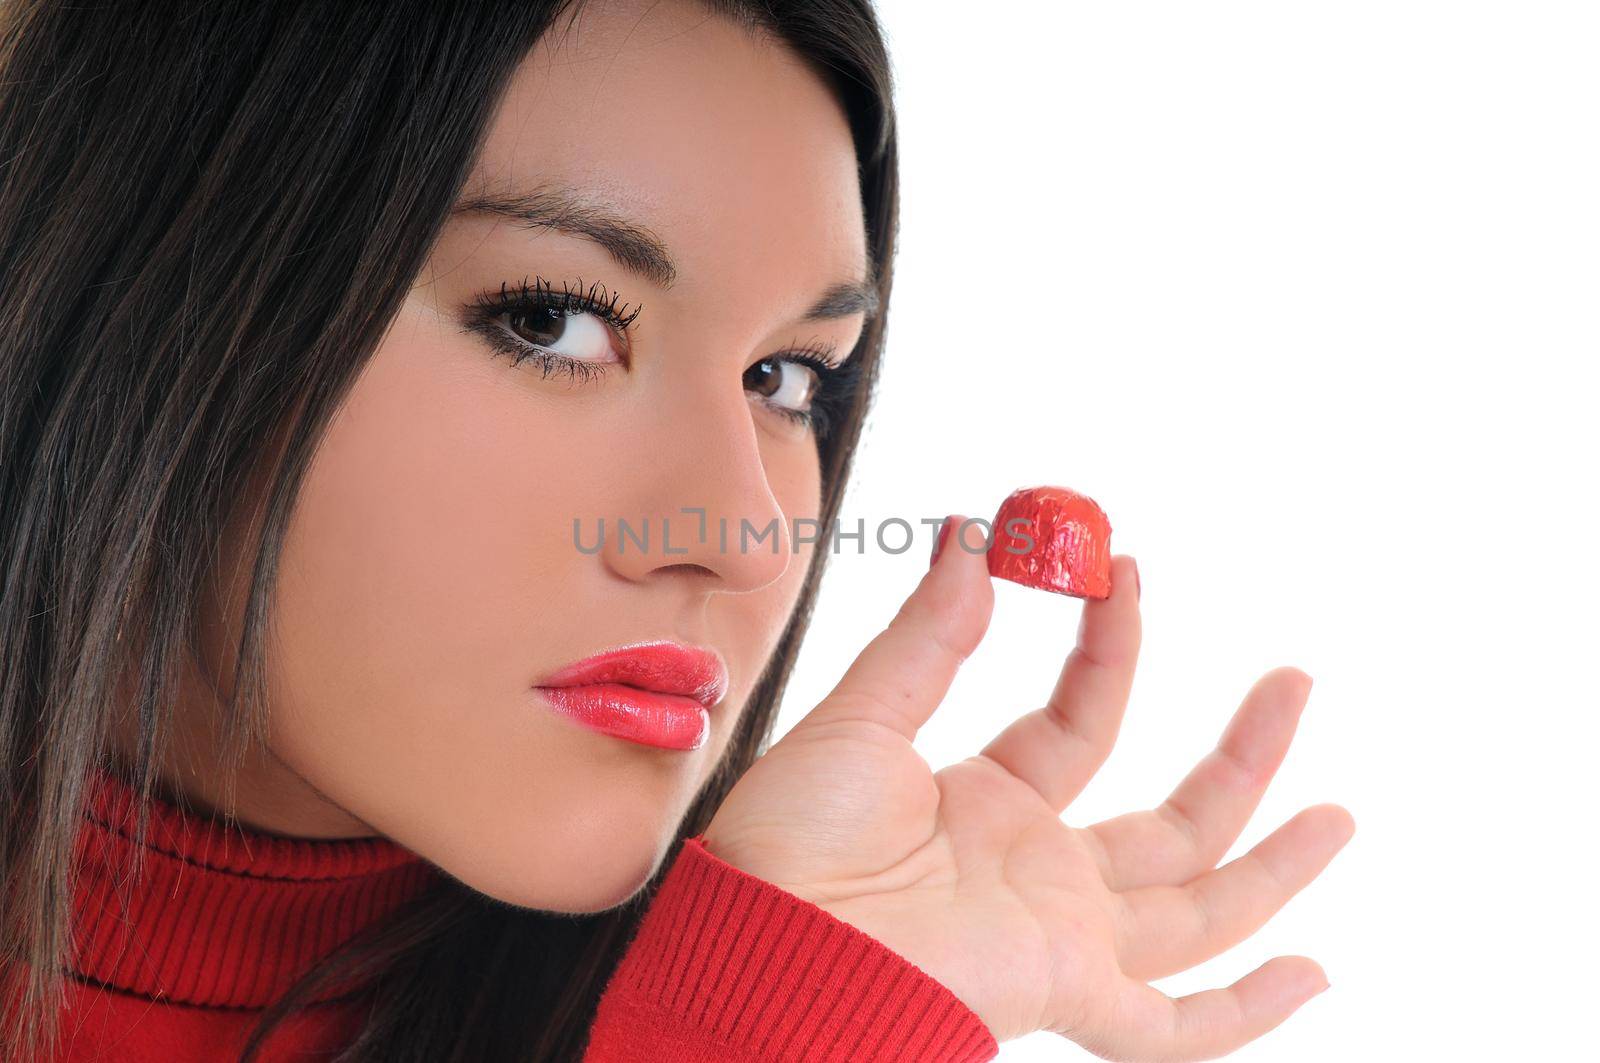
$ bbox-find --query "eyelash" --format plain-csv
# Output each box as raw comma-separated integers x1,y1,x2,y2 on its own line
754,339,864,440
459,276,865,439
461,276,640,384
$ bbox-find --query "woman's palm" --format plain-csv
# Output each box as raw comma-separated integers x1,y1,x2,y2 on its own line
703,517,1354,1060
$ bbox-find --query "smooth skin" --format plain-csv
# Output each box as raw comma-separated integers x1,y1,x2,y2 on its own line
703,518,1356,1058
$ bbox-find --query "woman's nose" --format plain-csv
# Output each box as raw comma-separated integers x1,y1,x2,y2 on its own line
596,394,793,595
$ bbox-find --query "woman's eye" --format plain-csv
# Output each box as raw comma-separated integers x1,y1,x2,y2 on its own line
505,307,620,363
744,357,819,415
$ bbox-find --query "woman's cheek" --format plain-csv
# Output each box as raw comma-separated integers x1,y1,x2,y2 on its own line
264,327,623,844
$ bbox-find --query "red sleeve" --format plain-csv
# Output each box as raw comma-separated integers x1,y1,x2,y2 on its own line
582,835,998,1062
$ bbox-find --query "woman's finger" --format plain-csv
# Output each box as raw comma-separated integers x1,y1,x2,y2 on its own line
799,513,995,741
977,554,1141,814
1112,803,1357,981
1085,666,1315,892
1066,956,1329,1062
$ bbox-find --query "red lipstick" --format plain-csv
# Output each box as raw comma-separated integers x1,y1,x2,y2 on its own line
533,640,728,752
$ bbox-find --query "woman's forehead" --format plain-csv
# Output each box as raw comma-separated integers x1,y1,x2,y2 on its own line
457,0,870,309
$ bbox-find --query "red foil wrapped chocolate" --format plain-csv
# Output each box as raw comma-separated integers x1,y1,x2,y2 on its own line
987,485,1113,599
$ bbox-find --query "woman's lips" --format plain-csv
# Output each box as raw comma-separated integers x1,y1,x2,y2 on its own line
536,684,711,751
533,640,728,752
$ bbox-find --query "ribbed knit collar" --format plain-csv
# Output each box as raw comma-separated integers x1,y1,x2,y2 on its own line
70,763,444,1008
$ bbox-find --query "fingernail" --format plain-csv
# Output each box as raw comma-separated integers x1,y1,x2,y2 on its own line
1133,558,1141,601
929,517,953,569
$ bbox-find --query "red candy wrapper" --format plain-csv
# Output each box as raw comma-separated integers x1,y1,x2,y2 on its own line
987,485,1113,599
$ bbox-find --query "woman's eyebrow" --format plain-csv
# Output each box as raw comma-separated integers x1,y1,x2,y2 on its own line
451,184,680,288
449,183,878,321
805,277,880,321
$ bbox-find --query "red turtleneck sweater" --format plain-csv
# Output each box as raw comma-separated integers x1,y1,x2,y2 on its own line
25,766,997,1061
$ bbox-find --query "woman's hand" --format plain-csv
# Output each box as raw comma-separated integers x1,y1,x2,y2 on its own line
700,515,1355,1060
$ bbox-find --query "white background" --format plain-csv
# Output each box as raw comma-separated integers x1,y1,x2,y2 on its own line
770,2,1600,1059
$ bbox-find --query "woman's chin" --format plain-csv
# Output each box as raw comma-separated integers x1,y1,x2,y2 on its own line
458,815,680,914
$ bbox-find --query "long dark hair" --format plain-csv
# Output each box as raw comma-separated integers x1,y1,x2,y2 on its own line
0,0,898,1059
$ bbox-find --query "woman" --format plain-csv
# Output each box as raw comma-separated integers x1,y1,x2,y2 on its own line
0,0,1355,1060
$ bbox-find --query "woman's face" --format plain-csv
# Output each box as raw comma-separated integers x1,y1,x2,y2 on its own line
186,0,871,912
